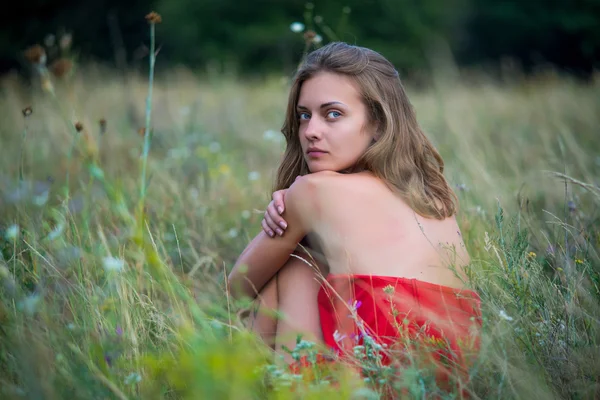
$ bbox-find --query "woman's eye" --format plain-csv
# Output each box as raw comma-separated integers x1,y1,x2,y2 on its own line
327,111,341,119
298,112,310,120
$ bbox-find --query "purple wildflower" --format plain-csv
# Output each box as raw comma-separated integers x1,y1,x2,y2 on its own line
116,325,123,336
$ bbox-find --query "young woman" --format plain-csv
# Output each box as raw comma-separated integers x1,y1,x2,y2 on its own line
228,42,481,384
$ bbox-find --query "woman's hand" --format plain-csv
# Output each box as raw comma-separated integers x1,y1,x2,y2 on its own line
262,189,288,237
261,176,303,237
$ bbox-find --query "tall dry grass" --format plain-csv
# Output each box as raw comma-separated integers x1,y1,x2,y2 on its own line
0,36,599,399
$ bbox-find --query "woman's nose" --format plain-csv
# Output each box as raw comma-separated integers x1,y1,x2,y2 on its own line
303,118,322,141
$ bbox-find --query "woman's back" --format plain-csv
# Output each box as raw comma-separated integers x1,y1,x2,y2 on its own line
306,171,470,289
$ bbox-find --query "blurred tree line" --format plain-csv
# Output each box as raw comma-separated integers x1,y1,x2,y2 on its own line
3,0,600,79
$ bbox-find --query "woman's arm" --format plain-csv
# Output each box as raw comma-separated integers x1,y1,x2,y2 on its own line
227,177,318,300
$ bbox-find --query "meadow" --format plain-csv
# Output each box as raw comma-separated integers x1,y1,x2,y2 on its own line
1,26,599,399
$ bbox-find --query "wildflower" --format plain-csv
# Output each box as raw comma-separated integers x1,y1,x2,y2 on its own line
290,22,305,33
263,129,280,141
208,141,221,153
313,34,323,44
124,372,142,385
568,200,576,212
498,310,513,321
23,45,47,65
18,294,41,316
218,164,231,175
4,224,20,240
102,256,125,273
49,58,73,78
116,325,123,336
333,330,347,343
575,258,584,264
22,106,32,117
188,187,199,199
46,222,65,240
99,118,107,134
456,183,468,191
59,33,72,51
227,228,239,238
145,11,162,24
527,251,536,259
248,171,260,181
383,284,395,295
74,122,84,132
241,210,251,219
348,299,362,311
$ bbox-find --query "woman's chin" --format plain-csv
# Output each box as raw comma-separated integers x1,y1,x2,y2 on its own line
309,165,335,173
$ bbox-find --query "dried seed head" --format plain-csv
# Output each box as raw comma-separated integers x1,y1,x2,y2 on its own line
24,45,47,65
74,122,84,132
303,30,317,41
145,12,162,24
99,118,107,134
49,58,73,78
22,107,33,117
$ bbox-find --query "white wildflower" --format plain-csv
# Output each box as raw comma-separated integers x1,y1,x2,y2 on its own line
32,190,49,206
102,256,125,273
124,372,142,385
290,22,305,33
208,141,221,153
46,222,65,241
188,187,199,200
498,310,513,321
18,294,41,316
248,171,260,181
263,129,278,141
5,224,20,240
227,228,239,238
333,329,347,343
241,210,251,219
313,34,323,44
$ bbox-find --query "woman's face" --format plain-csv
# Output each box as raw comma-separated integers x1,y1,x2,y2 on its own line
297,72,375,173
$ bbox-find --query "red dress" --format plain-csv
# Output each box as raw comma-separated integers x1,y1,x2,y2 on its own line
291,274,482,394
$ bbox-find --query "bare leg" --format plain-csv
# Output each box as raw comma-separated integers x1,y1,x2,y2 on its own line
275,256,325,364
246,274,279,350
246,255,326,363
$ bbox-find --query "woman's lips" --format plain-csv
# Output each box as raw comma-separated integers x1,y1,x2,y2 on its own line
307,151,327,157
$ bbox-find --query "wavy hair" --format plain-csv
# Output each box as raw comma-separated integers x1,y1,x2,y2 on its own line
274,42,457,219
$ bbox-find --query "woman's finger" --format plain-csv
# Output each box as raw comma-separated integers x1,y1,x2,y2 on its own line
261,218,274,238
267,201,288,231
273,190,286,215
264,210,281,234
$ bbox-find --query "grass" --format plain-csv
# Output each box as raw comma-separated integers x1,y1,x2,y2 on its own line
1,25,599,398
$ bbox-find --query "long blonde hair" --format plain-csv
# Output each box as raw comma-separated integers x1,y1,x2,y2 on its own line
274,42,457,220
